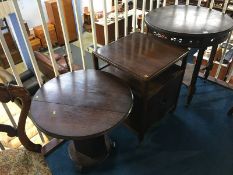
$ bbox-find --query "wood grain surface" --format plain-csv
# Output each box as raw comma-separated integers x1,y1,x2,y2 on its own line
31,70,133,140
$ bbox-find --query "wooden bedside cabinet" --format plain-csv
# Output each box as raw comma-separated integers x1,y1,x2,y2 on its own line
93,33,189,140
33,23,57,48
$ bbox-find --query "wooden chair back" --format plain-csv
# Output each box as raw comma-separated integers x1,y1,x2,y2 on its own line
0,83,41,152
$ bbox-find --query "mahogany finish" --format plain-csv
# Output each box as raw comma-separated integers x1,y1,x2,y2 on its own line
30,70,133,169
94,33,188,140
145,5,233,105
95,15,133,45
94,33,188,81
146,5,233,40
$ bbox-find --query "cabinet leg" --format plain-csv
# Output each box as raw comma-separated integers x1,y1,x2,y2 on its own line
92,53,99,70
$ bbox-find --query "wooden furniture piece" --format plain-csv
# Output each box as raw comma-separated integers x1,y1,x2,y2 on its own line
34,51,82,80
0,84,51,174
29,35,42,51
33,23,57,48
30,70,133,169
145,5,233,105
93,33,188,140
45,0,77,45
95,14,132,45
0,32,22,69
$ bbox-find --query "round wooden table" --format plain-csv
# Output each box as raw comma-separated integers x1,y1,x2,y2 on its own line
145,5,233,105
30,70,133,169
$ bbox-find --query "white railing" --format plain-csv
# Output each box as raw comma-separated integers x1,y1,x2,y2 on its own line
36,0,59,77
0,0,232,150
56,0,74,71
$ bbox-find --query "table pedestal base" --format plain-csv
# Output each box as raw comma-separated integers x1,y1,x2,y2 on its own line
68,134,111,170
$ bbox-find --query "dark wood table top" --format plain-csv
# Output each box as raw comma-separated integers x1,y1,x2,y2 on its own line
94,33,188,81
145,5,233,39
30,70,133,140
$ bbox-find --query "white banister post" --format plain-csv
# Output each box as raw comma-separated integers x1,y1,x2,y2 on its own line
56,0,73,72
103,0,109,45
89,0,97,51
222,0,229,13
0,30,23,86
150,0,153,11
141,0,146,33
133,0,137,32
175,0,178,5
186,0,189,5
11,0,43,87
1,1,8,18
215,31,232,79
2,103,17,129
156,0,160,8
73,0,86,69
218,0,230,81
198,0,202,6
7,0,15,13
163,0,167,6
0,3,4,19
209,0,215,9
36,0,59,77
124,0,129,36
114,0,119,40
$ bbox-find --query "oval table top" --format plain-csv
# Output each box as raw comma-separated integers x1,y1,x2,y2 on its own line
30,70,133,140
145,5,233,38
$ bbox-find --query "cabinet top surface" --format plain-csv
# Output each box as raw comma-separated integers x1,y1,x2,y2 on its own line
95,33,188,81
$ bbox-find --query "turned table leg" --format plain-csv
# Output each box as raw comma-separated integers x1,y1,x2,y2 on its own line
186,47,206,105
204,44,218,79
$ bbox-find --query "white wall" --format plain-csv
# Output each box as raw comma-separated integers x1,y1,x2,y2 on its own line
17,0,112,29
17,0,48,29
72,0,112,13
